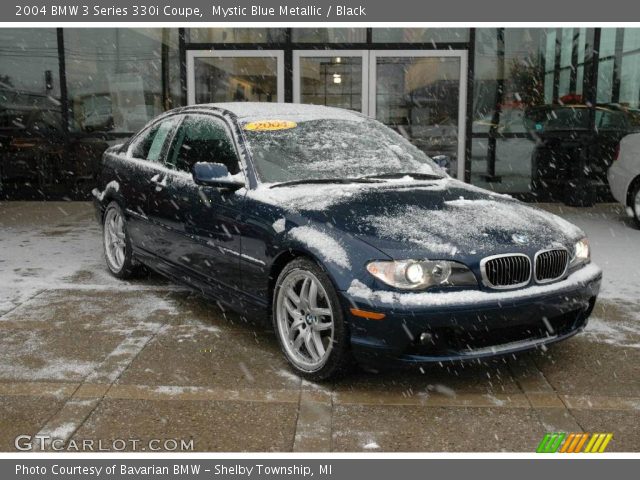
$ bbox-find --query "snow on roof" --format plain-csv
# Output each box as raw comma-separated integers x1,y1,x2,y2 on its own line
204,102,366,123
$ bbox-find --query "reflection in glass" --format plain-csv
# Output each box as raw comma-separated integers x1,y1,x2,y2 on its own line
194,57,278,104
375,56,461,177
620,30,640,109
0,29,65,194
0,29,60,100
188,29,286,43
472,29,554,194
65,28,180,133
373,28,469,43
299,56,362,111
292,29,366,43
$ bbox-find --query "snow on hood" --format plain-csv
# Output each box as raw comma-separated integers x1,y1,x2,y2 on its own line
363,197,585,256
245,178,585,256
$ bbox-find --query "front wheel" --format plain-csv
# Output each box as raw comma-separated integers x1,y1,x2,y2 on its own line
273,258,351,381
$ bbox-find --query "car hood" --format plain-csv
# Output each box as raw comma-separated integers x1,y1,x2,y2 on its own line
249,178,585,259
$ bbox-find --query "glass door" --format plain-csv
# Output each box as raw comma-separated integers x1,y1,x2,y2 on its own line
293,50,368,114
186,50,284,105
369,51,468,179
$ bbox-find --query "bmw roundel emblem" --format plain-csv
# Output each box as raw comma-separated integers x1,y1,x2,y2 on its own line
512,233,529,245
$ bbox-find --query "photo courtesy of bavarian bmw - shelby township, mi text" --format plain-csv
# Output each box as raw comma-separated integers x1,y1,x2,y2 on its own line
0,0,639,478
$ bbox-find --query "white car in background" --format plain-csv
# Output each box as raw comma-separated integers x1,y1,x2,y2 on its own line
608,132,640,228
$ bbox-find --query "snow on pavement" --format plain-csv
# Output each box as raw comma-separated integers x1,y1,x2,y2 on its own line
541,204,640,348
550,204,640,302
0,203,174,315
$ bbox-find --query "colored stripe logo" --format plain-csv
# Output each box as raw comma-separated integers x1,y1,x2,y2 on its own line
537,433,613,453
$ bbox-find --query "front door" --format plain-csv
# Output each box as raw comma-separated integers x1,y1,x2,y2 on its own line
144,113,245,297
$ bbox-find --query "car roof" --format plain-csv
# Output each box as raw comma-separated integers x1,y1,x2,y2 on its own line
181,102,366,123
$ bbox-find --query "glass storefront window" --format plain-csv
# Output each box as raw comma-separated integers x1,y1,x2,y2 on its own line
298,55,363,111
471,27,637,203
65,28,180,134
620,29,640,109
597,59,615,103
292,29,366,43
373,28,469,43
597,29,617,104
472,29,550,194
374,54,462,177
0,29,65,195
188,28,286,43
0,29,60,102
192,55,280,104
6,26,640,202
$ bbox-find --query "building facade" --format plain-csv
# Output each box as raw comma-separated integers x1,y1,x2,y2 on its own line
1,28,640,203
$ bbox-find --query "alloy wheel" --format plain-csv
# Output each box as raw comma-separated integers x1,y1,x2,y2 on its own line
104,208,127,272
275,269,335,371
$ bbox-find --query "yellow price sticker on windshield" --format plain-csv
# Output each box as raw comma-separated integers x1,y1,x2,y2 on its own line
244,120,297,131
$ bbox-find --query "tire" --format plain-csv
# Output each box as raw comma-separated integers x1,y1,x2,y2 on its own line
631,182,640,229
272,257,351,381
102,201,141,279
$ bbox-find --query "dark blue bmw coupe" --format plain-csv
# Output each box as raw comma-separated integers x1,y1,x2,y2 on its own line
93,103,602,379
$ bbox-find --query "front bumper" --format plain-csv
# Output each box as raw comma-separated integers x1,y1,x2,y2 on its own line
340,263,602,366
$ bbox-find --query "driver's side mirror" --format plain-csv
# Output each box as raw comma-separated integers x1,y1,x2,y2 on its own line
432,154,451,174
192,162,245,190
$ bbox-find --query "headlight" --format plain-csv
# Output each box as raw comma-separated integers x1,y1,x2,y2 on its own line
366,260,477,290
569,237,590,268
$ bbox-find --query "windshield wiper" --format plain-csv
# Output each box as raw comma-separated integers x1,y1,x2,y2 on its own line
362,172,445,180
270,177,383,188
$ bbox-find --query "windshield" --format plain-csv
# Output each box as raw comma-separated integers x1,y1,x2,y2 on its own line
241,117,443,184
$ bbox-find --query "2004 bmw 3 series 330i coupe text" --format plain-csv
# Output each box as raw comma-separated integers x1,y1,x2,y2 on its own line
93,103,602,380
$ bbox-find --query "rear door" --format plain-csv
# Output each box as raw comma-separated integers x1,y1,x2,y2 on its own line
144,113,246,296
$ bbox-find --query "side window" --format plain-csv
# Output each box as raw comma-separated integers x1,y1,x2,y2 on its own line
166,115,240,174
129,118,178,162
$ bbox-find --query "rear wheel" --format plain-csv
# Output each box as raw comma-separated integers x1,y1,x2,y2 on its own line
273,258,351,380
102,202,140,279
